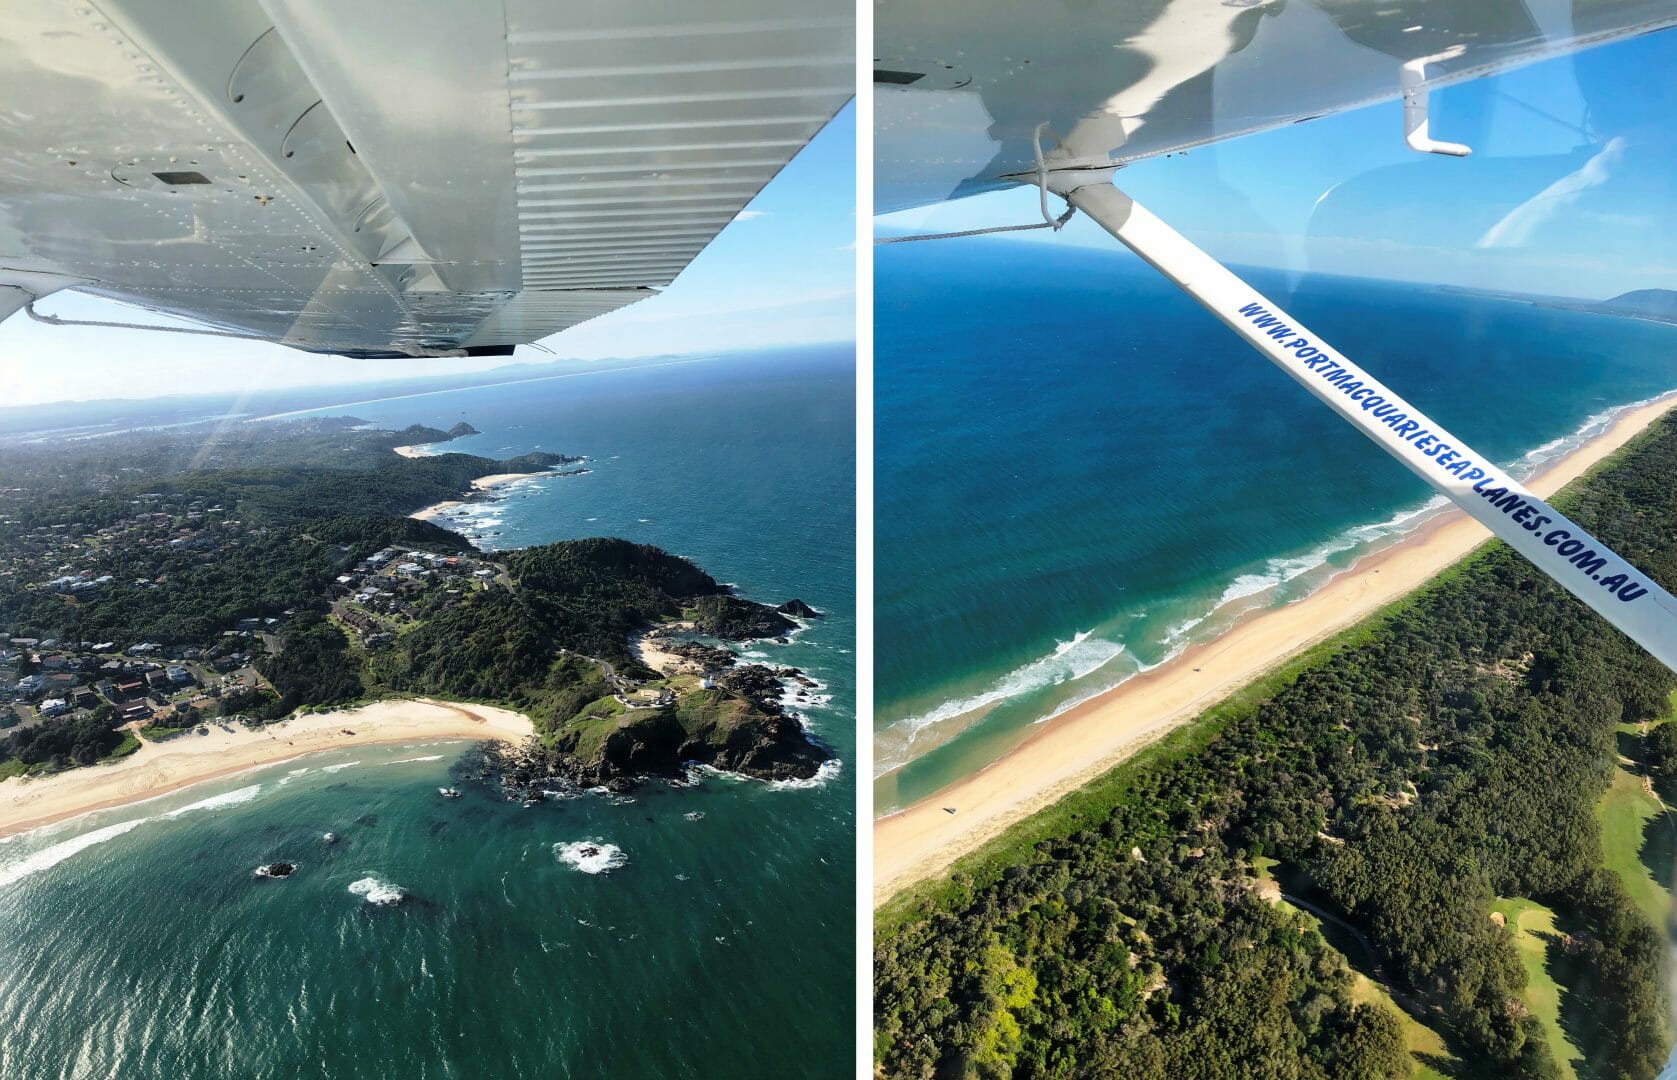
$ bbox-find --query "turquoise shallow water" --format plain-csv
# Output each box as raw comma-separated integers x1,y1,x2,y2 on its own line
874,239,1677,811
0,345,855,1079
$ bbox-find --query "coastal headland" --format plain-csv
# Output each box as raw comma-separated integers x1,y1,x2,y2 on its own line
0,414,833,840
874,394,1677,906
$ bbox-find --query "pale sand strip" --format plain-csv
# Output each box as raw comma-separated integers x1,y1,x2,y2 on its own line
471,472,546,490
393,444,427,459
631,623,702,677
0,698,532,839
409,471,549,522
875,396,1677,907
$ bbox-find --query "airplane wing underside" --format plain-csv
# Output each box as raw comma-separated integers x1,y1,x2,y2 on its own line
0,0,852,358
876,0,1677,213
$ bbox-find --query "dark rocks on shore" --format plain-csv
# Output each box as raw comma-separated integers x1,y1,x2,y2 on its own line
665,640,738,670
714,665,794,713
688,595,797,640
486,660,829,793
254,862,296,878
776,598,820,618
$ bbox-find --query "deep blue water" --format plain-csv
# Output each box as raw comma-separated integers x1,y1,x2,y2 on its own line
0,345,856,1078
874,238,1677,810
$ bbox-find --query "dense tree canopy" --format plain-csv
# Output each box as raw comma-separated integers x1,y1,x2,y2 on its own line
876,416,1677,1079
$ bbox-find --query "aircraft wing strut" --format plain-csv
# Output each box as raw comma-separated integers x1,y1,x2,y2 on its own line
1050,172,1677,672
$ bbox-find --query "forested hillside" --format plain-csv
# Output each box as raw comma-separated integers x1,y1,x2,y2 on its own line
876,414,1677,1079
1,418,829,786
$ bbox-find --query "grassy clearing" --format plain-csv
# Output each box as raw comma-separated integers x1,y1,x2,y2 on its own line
1275,894,1456,1079
1491,897,1581,1079
1595,765,1671,927
1347,973,1455,1080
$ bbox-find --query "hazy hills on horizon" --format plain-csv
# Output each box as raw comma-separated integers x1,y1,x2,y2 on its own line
0,342,849,438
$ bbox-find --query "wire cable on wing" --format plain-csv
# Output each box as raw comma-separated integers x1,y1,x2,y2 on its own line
876,121,1077,244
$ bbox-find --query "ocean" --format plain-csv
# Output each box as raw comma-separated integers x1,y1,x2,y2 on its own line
874,238,1677,812
0,345,856,1078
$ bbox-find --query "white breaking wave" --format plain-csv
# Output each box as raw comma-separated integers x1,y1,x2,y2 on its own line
768,758,843,791
164,784,262,818
1517,392,1673,473
277,767,310,786
1217,573,1279,606
319,761,361,774
1157,494,1452,656
876,630,1127,775
0,819,147,889
389,755,445,764
876,391,1677,782
555,840,628,874
348,876,406,905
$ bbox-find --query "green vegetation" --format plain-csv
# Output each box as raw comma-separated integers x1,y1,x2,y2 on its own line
1346,972,1454,1080
2,708,127,770
0,417,822,785
1491,897,1581,1078
1596,766,1671,927
104,731,141,760
876,414,1677,1079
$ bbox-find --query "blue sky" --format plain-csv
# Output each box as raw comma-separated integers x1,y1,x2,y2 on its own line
879,30,1677,300
0,102,855,407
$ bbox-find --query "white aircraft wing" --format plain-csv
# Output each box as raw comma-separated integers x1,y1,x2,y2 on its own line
879,0,1677,669
0,0,852,358
877,0,1677,213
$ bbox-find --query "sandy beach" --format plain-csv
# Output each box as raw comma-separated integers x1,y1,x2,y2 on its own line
631,623,702,677
471,472,546,490
874,395,1677,907
409,470,550,522
392,444,427,459
0,698,532,840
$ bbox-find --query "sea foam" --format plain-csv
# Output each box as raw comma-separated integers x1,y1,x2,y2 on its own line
164,784,261,818
0,818,147,889
768,758,844,791
554,840,628,874
348,876,406,905
875,630,1126,775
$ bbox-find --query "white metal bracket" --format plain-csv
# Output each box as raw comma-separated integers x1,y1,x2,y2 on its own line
1402,49,1472,157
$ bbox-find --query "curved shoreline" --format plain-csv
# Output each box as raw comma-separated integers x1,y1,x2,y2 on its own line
874,394,1677,907
0,698,533,840
410,470,552,522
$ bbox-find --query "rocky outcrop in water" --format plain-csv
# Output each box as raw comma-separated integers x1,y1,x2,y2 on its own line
489,668,828,792
688,595,797,640
664,640,739,670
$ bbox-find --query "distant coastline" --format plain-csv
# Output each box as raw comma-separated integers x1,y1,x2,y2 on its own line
874,392,1677,906
0,699,533,840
